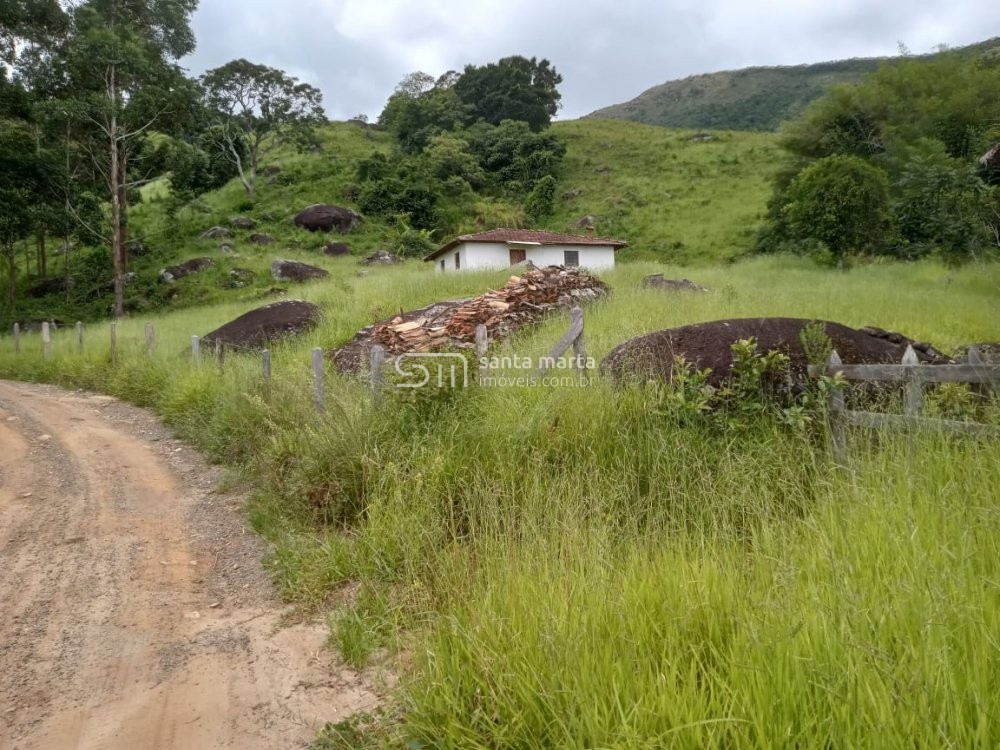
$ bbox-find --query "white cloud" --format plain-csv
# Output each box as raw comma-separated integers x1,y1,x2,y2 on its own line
183,0,1000,121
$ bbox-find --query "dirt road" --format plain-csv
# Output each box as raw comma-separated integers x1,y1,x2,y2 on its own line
0,381,381,749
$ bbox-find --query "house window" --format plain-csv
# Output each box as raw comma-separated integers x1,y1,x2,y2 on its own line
454,252,461,269
564,250,579,267
440,259,445,271
509,248,526,265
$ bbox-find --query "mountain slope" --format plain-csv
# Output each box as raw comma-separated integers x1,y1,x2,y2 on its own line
587,37,1000,131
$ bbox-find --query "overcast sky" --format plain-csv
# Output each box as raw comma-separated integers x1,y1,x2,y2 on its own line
182,0,1000,121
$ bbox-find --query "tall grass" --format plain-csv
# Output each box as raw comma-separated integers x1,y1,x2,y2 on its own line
2,256,999,747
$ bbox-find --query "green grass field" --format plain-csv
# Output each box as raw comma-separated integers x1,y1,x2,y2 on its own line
2,256,998,748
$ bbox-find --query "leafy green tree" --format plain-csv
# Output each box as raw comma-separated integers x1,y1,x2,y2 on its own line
52,0,199,317
783,155,896,265
780,85,886,160
524,174,556,221
467,120,566,194
356,151,392,183
454,56,562,131
393,70,435,98
423,133,485,188
0,118,54,308
159,137,226,202
894,143,995,261
358,171,440,231
0,0,67,63
379,85,470,154
201,59,325,198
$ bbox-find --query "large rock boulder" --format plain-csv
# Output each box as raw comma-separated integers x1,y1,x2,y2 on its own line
601,318,950,390
361,249,400,265
270,259,329,282
980,142,1000,170
642,273,707,292
159,257,215,283
199,226,232,240
249,232,274,245
201,300,322,350
293,203,361,234
230,216,257,230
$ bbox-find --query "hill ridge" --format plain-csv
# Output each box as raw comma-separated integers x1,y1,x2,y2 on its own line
587,37,1000,132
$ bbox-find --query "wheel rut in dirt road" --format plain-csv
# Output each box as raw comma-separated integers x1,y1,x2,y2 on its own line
0,381,384,750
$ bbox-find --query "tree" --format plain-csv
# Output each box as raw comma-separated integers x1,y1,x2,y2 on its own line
393,70,435,98
378,85,470,154
54,0,199,318
0,118,54,309
894,143,995,261
358,176,440,231
467,119,566,194
2,0,71,283
454,56,562,131
201,59,325,198
524,174,556,221
0,0,67,63
783,155,896,265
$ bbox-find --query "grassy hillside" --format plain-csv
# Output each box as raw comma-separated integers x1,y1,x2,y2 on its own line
2,257,998,747
550,120,781,261
588,37,1000,131
138,118,782,268
3,118,782,328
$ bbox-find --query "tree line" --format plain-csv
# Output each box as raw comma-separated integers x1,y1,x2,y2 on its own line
1,0,325,318
756,46,1000,265
1,0,566,316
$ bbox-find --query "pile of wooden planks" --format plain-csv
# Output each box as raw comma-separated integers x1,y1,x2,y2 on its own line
372,318,448,353
365,265,608,356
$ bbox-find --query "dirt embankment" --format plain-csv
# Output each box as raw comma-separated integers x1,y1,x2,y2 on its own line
0,381,385,750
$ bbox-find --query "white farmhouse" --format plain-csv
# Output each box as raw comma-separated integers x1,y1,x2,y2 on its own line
425,228,627,273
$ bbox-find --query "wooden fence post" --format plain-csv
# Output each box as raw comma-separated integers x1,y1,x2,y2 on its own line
191,335,201,365
827,349,847,465
214,339,224,367
76,321,84,353
536,306,586,378
901,345,922,417
570,306,586,378
312,347,325,412
966,346,998,399
145,323,155,356
13,323,20,353
370,344,385,397
475,324,488,384
262,349,271,382
42,321,51,360
110,322,117,365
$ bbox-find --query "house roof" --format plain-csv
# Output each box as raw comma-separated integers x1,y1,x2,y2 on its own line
424,228,628,261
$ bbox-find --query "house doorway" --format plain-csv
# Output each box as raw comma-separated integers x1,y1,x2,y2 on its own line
509,248,526,265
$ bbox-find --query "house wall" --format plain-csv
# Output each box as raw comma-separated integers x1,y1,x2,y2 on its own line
433,242,511,272
434,242,617,272
527,245,616,270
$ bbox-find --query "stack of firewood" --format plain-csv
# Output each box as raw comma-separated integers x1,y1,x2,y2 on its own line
372,318,449,353
360,265,607,357
445,267,607,340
